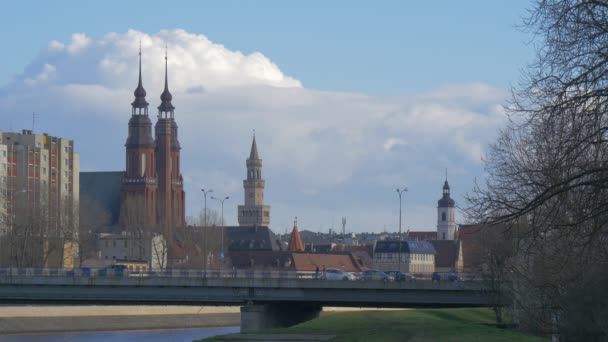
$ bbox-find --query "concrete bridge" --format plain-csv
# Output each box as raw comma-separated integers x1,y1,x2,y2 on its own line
0,269,490,332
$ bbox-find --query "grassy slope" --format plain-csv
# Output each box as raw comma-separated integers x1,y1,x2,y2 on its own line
272,308,546,342
202,308,546,342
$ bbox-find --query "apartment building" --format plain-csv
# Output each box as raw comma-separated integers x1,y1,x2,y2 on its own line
0,130,80,267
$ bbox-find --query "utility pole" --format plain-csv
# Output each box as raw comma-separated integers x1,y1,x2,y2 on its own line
211,195,229,271
201,188,213,275
396,187,408,273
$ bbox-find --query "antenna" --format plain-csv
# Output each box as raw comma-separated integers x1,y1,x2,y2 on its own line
342,217,346,236
32,112,37,132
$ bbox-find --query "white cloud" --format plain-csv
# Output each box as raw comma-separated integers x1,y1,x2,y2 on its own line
0,29,507,232
67,33,92,54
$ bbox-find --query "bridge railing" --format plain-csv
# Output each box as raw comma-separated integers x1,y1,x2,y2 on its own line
0,267,480,283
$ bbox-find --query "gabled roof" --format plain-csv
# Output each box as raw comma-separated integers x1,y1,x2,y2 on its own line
429,240,459,268
225,225,281,251
374,240,436,254
79,171,123,225
408,231,437,241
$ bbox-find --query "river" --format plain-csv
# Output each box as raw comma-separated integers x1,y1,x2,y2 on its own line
0,327,239,342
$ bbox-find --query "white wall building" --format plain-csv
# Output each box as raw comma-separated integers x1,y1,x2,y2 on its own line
437,178,457,240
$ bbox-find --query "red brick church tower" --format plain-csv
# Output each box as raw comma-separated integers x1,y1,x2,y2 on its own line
120,47,158,227
120,47,185,232
155,49,185,232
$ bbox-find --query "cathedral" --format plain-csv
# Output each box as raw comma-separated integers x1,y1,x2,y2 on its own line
119,48,185,233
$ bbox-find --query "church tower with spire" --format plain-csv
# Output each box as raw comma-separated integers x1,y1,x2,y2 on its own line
238,134,271,226
437,174,456,240
155,47,185,230
120,46,157,226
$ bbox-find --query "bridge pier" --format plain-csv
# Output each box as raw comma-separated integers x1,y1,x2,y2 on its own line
240,303,322,333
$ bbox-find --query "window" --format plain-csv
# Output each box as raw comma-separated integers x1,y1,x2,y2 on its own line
64,184,68,190
442,212,446,221
64,146,68,153
1,163,5,171
64,171,68,178
64,159,68,166
124,241,128,248
113,240,116,248
42,167,46,175
1,150,5,157
43,155,47,162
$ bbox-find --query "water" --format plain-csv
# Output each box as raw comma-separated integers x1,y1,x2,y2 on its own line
0,327,239,342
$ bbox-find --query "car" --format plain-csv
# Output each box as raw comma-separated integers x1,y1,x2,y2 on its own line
447,273,463,282
432,272,441,282
361,269,391,281
322,268,356,281
99,264,128,276
386,271,416,282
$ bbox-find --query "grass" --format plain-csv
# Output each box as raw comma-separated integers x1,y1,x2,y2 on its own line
200,308,547,342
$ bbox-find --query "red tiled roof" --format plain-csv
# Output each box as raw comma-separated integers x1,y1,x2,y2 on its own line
408,231,437,241
287,226,305,251
429,240,458,268
291,252,364,272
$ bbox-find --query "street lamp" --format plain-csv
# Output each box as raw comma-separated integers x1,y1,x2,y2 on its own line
211,195,229,271
396,187,408,273
201,188,213,274
201,189,213,227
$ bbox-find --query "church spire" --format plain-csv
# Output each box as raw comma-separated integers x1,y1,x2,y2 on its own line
158,45,175,116
131,42,149,114
249,132,259,160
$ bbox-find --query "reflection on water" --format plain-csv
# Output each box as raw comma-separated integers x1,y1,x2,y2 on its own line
0,326,239,342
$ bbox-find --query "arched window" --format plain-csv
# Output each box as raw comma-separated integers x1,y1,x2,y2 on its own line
441,212,446,221
141,153,146,177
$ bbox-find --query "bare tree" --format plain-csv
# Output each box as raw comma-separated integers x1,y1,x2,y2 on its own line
467,1,608,339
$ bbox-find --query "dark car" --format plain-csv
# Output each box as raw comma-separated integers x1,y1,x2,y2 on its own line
99,264,128,276
447,273,462,282
361,269,390,281
432,272,441,282
386,271,416,282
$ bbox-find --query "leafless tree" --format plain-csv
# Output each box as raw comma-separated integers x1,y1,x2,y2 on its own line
467,1,608,339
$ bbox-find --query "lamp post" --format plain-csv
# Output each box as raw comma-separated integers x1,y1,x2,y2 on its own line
396,187,408,273
201,189,213,274
211,195,229,271
201,189,213,227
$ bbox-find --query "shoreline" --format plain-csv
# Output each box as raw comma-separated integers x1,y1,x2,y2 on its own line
0,305,401,335
0,323,239,336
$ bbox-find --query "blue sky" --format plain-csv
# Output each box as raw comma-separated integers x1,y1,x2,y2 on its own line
0,1,535,233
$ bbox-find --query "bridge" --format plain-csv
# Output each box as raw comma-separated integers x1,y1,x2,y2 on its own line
0,268,490,332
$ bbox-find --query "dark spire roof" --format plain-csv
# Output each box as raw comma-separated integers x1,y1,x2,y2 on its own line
438,177,455,207
249,133,260,160
131,44,149,109
157,46,175,113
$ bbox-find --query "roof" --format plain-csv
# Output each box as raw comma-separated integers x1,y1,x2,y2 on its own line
287,226,305,251
374,240,436,254
249,135,260,160
291,252,364,272
225,225,281,252
79,171,123,225
429,240,459,268
157,53,175,113
438,180,455,207
408,231,437,241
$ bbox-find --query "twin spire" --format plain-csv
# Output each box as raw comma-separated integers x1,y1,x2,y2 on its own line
131,44,174,115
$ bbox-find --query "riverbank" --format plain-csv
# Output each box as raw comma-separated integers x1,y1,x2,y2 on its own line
202,308,546,342
0,306,240,335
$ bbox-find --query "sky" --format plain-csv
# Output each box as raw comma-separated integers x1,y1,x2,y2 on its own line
0,1,535,234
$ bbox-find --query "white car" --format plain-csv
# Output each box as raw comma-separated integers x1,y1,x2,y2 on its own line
323,268,356,281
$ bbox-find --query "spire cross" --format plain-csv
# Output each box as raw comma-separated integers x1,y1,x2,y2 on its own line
294,216,297,227
445,168,448,181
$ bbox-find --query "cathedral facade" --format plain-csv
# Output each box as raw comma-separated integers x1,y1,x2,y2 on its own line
120,48,185,233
